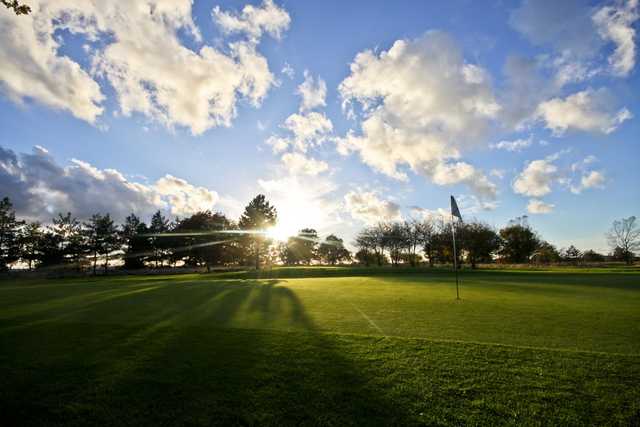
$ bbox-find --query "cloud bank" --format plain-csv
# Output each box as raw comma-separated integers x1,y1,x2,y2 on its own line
0,145,219,221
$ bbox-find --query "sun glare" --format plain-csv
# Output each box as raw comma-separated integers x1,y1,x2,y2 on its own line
266,224,295,242
262,178,331,242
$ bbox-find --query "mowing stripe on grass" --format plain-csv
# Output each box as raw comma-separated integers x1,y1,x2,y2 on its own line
350,302,386,336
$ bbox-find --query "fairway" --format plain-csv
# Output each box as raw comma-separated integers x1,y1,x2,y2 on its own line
1,269,639,425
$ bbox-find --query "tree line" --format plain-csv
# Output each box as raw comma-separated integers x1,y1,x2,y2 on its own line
1,195,638,273
353,215,639,268
0,195,348,273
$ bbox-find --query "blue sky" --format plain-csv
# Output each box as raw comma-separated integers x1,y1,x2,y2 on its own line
0,0,638,252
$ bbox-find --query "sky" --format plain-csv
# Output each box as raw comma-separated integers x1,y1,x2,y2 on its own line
0,0,639,252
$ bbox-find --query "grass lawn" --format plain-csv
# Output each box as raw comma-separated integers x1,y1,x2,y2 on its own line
1,268,639,425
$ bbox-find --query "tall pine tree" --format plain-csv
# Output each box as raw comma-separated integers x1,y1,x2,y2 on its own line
0,197,23,271
121,214,149,269
149,210,169,268
238,195,277,269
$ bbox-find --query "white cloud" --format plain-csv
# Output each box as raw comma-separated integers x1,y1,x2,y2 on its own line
283,112,333,146
593,0,639,77
280,152,329,176
409,206,451,222
267,111,333,153
456,194,499,213
344,190,402,224
0,3,105,122
490,135,534,152
281,62,295,79
581,170,606,189
0,145,218,221
513,158,558,197
411,201,495,221
490,169,506,179
297,70,327,112
265,72,333,181
0,0,289,134
570,170,606,194
571,154,598,172
527,199,554,214
431,162,497,198
536,88,632,135
213,0,290,41
265,136,290,153
155,175,219,216
337,32,498,199
506,0,637,125
550,51,601,87
513,151,605,202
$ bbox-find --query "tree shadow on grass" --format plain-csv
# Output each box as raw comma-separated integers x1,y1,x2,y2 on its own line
0,279,414,426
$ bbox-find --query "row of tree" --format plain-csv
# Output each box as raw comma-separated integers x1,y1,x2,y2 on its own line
276,229,351,266
354,215,639,268
1,195,343,272
1,194,638,273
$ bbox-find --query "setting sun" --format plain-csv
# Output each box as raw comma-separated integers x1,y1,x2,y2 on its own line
266,224,294,242
259,175,335,242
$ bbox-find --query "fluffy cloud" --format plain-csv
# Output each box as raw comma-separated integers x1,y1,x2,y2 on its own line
527,199,554,214
281,62,295,79
490,169,506,179
581,170,606,189
593,0,639,76
0,3,105,122
337,32,498,199
344,191,402,224
155,175,219,216
410,195,496,220
536,88,632,135
431,162,497,198
456,194,499,213
265,68,333,181
267,111,333,153
513,152,605,204
570,170,606,194
490,136,533,152
213,0,290,41
280,152,329,176
297,70,327,111
409,206,451,222
0,145,218,221
505,0,637,132
513,158,558,197
0,0,289,134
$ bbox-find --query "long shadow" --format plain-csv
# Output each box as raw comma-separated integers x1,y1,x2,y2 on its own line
0,278,415,425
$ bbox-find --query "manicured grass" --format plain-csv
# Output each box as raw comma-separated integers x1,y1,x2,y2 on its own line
1,268,639,425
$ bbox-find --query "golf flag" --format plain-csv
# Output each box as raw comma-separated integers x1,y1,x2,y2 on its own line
450,196,462,300
450,196,462,222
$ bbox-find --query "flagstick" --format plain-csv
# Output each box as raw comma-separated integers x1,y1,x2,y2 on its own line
451,214,460,300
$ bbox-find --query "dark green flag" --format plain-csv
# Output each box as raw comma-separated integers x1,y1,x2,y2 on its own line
450,196,462,222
